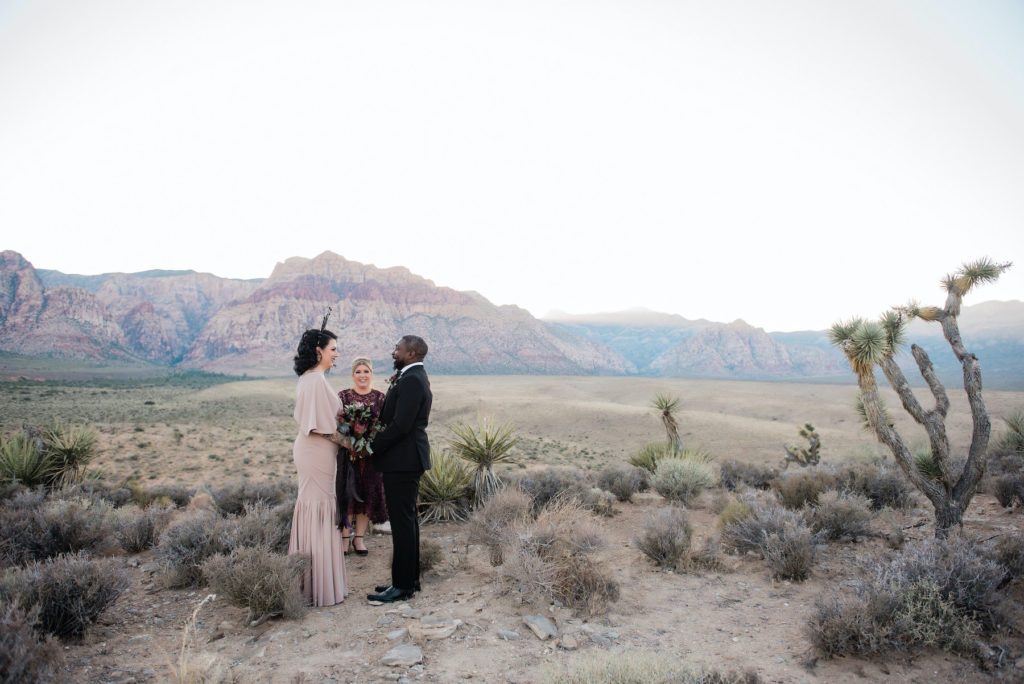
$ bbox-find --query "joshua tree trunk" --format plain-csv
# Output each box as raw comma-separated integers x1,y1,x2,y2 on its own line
832,259,1009,538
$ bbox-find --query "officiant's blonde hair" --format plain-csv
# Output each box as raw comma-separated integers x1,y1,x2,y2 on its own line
351,356,373,372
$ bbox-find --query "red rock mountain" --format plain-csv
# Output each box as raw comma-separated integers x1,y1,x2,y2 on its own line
0,250,632,375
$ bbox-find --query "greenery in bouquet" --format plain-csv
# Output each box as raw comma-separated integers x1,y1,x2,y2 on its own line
337,402,382,459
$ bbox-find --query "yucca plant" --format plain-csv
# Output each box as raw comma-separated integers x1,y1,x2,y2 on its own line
651,393,683,450
629,442,712,474
830,257,1011,537
418,449,472,522
41,422,97,488
0,432,54,487
447,418,517,508
913,446,943,481
992,410,1024,456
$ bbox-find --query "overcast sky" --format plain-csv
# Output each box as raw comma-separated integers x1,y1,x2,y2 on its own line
1,0,1022,331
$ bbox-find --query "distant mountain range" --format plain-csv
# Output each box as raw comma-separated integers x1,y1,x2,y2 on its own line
2,249,1021,387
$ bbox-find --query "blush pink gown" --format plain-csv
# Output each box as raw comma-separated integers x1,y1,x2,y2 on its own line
288,370,347,606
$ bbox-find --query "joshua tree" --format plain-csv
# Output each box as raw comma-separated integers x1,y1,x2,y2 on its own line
651,393,683,451
829,258,1011,537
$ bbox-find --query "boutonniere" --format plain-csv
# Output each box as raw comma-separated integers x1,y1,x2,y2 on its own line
387,373,400,388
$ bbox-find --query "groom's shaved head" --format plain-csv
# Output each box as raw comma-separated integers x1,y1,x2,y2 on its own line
401,335,428,360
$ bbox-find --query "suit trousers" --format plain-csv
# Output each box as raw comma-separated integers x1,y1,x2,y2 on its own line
382,471,422,591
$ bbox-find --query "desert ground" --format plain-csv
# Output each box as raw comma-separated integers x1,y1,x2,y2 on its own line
2,373,1023,682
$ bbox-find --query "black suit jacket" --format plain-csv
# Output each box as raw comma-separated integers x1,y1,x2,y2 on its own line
370,364,432,473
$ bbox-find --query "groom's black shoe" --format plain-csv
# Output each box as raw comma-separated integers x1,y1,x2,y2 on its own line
374,581,421,593
367,586,415,603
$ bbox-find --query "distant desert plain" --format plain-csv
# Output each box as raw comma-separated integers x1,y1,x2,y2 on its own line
3,373,1021,486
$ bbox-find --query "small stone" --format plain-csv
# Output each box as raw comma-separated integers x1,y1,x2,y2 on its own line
558,635,578,650
382,643,422,667
409,617,462,640
523,615,558,640
387,628,409,641
139,562,161,574
401,608,423,619
590,634,612,647
606,631,619,639
497,630,519,641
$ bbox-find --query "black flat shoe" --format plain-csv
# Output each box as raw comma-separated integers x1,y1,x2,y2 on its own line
367,586,415,603
352,535,368,556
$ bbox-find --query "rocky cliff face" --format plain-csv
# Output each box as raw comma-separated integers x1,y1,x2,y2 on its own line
0,250,631,375
648,319,846,378
180,252,634,375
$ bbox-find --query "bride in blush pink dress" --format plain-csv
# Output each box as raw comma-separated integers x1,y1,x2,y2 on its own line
288,325,349,607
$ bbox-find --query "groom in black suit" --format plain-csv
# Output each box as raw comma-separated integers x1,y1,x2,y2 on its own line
367,335,432,603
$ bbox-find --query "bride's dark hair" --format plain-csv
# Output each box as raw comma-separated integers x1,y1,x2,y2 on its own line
293,328,338,376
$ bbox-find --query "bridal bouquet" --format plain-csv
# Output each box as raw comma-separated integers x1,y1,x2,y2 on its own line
337,402,381,459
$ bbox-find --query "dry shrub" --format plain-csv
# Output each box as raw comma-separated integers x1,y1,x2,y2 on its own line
808,534,1007,658
210,479,293,516
419,538,443,574
770,469,835,509
467,486,533,566
596,465,649,502
719,460,777,491
0,493,113,566
157,503,291,587
500,497,617,617
652,459,716,506
991,535,1024,582
721,494,817,581
113,504,174,553
145,484,195,509
635,506,692,570
761,524,816,581
167,594,230,684
991,474,1024,508
0,602,63,682
835,462,911,510
546,650,762,684
4,552,128,640
511,467,592,511
716,498,752,528
63,480,133,508
156,511,226,588
582,487,617,517
720,494,807,555
201,546,307,624
810,490,873,541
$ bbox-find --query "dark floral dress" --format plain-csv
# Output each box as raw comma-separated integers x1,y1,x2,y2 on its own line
335,388,387,527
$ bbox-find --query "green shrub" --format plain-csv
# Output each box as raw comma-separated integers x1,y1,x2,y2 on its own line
719,460,777,491
770,469,835,509
113,504,174,553
652,459,716,506
39,422,97,489
810,490,873,541
717,498,752,528
629,443,712,474
635,506,692,570
201,546,306,624
5,552,128,639
467,485,532,566
0,602,63,682
596,464,649,502
418,449,472,523
0,433,53,488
